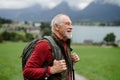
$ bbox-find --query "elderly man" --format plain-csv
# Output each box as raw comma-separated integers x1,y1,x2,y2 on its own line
23,14,80,80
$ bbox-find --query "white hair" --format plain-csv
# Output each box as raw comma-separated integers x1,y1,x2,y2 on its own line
51,14,68,32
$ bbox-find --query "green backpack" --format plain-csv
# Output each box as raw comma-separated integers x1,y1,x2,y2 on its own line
21,36,62,69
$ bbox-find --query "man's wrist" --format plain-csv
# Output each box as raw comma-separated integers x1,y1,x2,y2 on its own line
50,66,56,74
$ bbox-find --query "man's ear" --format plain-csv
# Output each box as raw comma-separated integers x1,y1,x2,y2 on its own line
54,24,59,31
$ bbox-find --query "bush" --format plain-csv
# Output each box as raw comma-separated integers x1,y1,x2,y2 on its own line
104,33,116,44
23,33,34,42
1,31,25,42
0,31,34,42
0,34,3,42
1,31,11,41
10,32,25,42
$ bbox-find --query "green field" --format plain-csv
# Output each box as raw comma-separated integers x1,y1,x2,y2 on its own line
0,42,26,80
72,45,120,80
0,42,120,80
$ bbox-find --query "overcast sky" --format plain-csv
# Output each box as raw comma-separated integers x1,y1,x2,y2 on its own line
0,0,120,10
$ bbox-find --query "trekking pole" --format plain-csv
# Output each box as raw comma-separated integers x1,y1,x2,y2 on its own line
72,61,75,80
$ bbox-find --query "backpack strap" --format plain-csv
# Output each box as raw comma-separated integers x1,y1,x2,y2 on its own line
43,36,62,60
22,39,39,59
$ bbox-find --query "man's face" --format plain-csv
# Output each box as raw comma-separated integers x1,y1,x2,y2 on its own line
58,16,73,40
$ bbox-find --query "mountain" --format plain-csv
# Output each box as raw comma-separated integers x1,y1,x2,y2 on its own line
0,2,120,22
80,2,120,22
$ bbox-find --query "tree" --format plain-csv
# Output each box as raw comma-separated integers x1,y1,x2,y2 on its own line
40,22,51,37
104,32,116,45
0,17,12,24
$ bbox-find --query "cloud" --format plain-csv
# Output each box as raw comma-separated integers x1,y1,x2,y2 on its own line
65,0,94,10
0,0,120,10
104,0,120,6
0,0,34,9
95,0,120,6
0,0,63,9
36,0,62,9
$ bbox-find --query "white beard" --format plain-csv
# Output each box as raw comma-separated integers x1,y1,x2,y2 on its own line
65,32,72,39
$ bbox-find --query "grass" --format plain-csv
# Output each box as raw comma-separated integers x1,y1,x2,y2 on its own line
0,42,27,80
72,44,120,80
0,42,120,80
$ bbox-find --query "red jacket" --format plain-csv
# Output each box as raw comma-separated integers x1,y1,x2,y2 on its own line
23,40,53,79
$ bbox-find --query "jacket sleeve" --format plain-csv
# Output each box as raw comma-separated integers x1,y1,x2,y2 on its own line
23,40,53,79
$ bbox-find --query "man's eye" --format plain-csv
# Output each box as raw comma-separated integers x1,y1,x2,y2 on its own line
66,22,72,26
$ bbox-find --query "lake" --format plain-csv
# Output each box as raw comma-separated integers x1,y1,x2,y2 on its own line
72,26,120,43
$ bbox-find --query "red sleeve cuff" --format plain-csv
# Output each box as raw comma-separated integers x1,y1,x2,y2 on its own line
47,66,51,75
44,66,51,79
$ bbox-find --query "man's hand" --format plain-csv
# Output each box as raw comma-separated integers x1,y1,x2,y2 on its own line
50,59,67,74
71,53,80,63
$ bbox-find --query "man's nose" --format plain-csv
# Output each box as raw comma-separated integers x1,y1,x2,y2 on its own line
69,25,72,30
